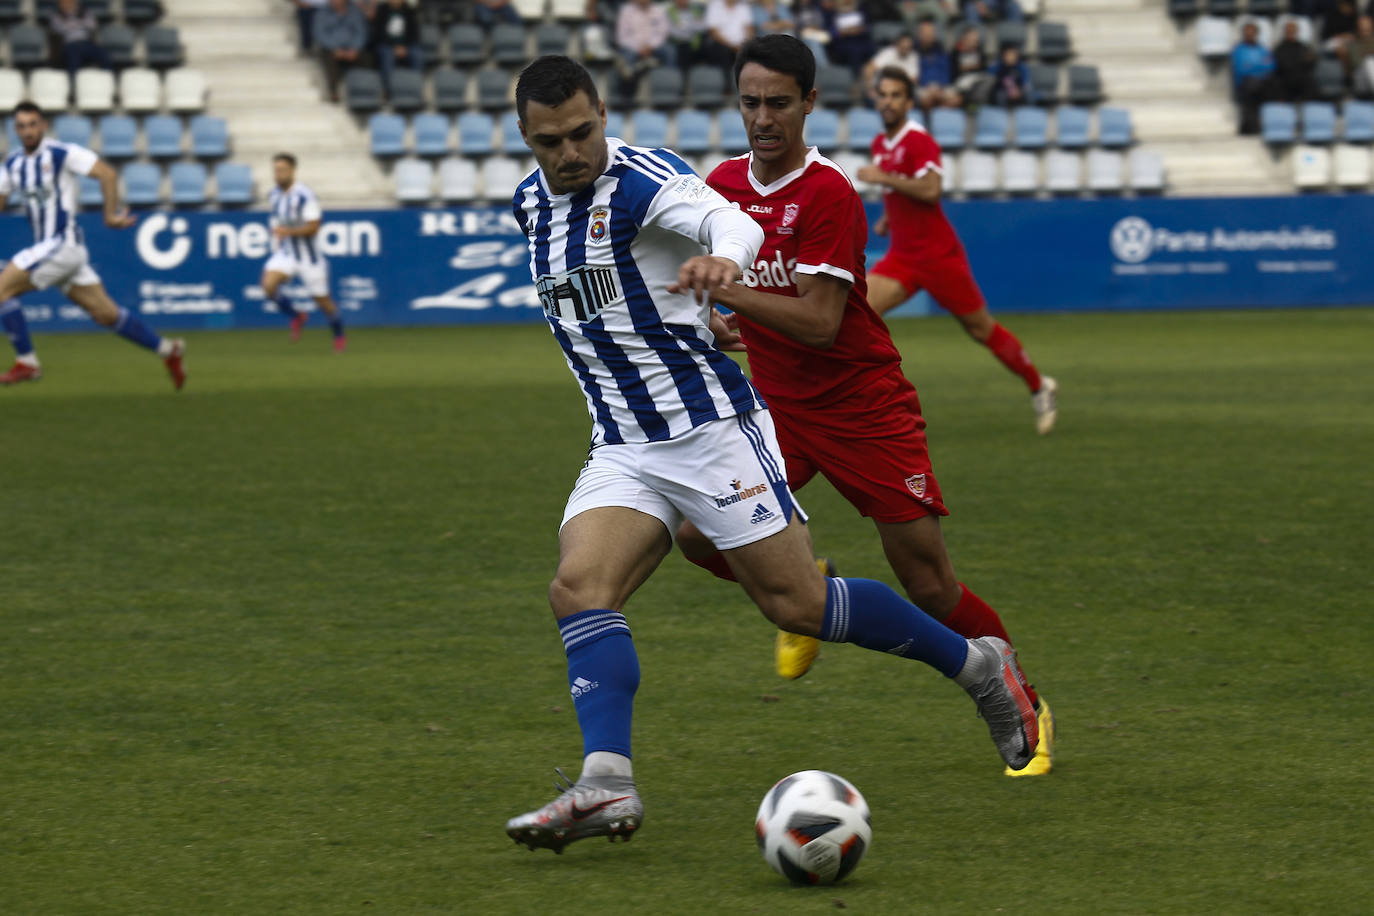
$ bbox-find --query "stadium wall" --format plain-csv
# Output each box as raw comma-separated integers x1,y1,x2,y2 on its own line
10,194,1371,333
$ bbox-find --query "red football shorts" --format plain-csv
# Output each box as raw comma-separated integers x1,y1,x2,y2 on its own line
767,371,948,524
871,249,986,316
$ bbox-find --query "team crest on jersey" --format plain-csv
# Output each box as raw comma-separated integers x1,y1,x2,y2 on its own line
779,202,800,235
905,473,927,499
588,207,610,244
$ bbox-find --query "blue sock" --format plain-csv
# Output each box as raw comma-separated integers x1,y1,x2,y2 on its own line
822,577,970,677
113,307,163,352
328,315,344,338
558,609,639,759
274,294,299,319
1,299,34,357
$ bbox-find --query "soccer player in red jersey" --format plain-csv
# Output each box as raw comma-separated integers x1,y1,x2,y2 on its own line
856,67,1058,435
681,35,1054,776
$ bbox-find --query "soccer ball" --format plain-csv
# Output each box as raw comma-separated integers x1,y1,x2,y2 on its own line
755,770,872,885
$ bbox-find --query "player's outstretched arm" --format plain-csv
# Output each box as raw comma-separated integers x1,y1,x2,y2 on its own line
711,272,849,351
856,164,942,204
88,160,136,229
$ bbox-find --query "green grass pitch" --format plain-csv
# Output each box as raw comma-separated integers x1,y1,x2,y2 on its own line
2,309,1371,914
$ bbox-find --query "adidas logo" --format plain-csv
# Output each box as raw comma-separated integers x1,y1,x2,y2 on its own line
749,503,775,525
886,639,913,656
570,676,599,699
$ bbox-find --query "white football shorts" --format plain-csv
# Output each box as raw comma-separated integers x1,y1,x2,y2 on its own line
561,409,807,550
12,238,100,292
264,250,330,298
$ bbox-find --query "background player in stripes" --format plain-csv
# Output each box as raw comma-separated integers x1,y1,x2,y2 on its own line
858,67,1058,435
0,102,184,389
261,153,346,351
502,55,1039,855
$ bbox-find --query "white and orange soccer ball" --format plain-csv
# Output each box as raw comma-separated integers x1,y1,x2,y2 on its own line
755,770,872,885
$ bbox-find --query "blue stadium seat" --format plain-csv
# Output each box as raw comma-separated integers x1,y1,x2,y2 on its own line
97,114,137,159
457,111,495,156
1343,100,1374,143
806,108,840,151
169,162,208,205
1300,102,1336,144
412,113,451,156
673,110,710,154
144,114,183,158
718,112,751,154
78,174,102,207
974,106,1009,150
931,108,966,151
121,162,161,206
604,111,624,141
189,114,229,158
214,161,254,205
1260,103,1298,144
1055,105,1091,148
1012,107,1048,149
54,113,93,147
369,112,406,157
500,111,525,154
1097,107,1133,148
631,109,669,148
845,108,882,150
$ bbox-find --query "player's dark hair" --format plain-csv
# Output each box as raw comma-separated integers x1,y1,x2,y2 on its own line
13,101,43,120
733,34,815,97
515,55,600,122
273,152,297,168
876,66,914,100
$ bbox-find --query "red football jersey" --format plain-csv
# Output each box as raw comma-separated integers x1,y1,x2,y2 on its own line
708,149,901,407
870,121,964,260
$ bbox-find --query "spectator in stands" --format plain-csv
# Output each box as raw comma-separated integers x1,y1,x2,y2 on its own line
1321,1,1360,64
702,0,755,73
1272,19,1318,101
915,18,961,109
293,0,328,54
951,23,992,105
315,0,370,102
371,0,421,92
962,0,1023,24
822,0,876,76
1231,20,1274,134
863,31,920,100
989,43,1030,106
666,0,708,70
615,0,673,99
754,0,796,36
48,0,113,82
1348,14,1374,94
473,0,523,28
894,0,957,29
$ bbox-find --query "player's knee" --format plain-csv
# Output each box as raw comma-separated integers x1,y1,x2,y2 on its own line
88,303,118,326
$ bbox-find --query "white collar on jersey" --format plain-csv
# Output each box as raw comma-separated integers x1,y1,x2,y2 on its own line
746,146,824,198
879,119,920,151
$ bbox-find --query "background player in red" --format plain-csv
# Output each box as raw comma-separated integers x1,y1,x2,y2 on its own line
857,67,1058,436
680,35,1054,776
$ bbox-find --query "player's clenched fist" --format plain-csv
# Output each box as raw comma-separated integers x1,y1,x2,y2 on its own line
669,255,740,305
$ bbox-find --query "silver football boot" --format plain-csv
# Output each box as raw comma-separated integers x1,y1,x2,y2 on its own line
961,637,1040,771
506,769,643,854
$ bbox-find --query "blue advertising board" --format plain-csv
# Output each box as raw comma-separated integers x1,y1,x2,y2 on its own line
5,193,1371,333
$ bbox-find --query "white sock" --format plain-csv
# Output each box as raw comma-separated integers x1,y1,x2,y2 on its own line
580,751,633,780
952,639,988,690
156,338,176,358
16,353,39,368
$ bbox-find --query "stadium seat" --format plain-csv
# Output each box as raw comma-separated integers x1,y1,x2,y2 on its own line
438,156,479,202
511,0,544,19
0,69,22,112
931,107,967,151
489,24,528,67
1056,105,1091,148
0,0,22,25
996,21,1027,51
815,65,854,108
118,67,162,113
165,68,208,113
97,114,137,159
672,109,711,153
1261,102,1298,144
168,161,207,206
214,161,255,205
1208,0,1240,16
832,150,874,194
447,24,486,67
1067,65,1103,106
688,65,727,108
457,111,496,156
1293,145,1332,188
1097,107,1133,148
413,112,452,156
1301,102,1337,144
1333,143,1371,187
82,0,116,23
78,174,103,207
959,151,998,194
1045,149,1082,193
974,106,1009,149
121,161,161,206
1000,150,1038,193
1315,58,1345,102
394,157,434,203
28,68,70,111
1248,0,1284,14
388,69,426,113
1195,17,1232,58
550,0,587,20
605,110,624,142
647,68,683,108
1169,0,1200,16
499,110,526,154
1028,63,1060,106
630,109,669,148
432,68,469,111
145,115,184,158
345,68,385,112
806,108,840,152
419,23,442,64
96,23,137,69
75,68,115,113
534,23,569,58
718,112,751,154
478,157,523,202
9,24,49,70
1343,100,1374,142
1013,106,1049,149
123,0,162,26
1128,149,1166,193
1035,22,1072,62
1086,149,1124,193
872,21,905,48
369,112,406,157
845,107,882,150
54,113,93,147
476,69,513,111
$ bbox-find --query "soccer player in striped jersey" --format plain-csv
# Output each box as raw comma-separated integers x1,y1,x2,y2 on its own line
502,55,1038,855
0,102,184,389
261,153,346,351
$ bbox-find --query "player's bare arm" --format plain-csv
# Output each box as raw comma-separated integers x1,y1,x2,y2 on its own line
711,271,849,350
88,160,135,229
856,165,941,204
273,218,322,240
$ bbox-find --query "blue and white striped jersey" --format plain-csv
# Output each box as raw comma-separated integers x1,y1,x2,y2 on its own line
513,139,765,447
268,181,324,264
0,139,98,247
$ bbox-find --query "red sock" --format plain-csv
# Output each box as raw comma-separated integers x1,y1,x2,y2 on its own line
684,548,737,582
984,322,1042,394
943,584,1038,706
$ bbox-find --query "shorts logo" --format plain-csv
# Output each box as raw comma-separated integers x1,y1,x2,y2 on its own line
905,473,927,499
588,207,610,244
750,503,775,525
780,203,800,235
715,478,769,508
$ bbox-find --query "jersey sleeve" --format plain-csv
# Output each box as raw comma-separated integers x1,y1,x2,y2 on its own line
642,160,738,241
0,164,11,196
299,193,322,223
794,170,865,285
62,144,99,177
907,131,943,177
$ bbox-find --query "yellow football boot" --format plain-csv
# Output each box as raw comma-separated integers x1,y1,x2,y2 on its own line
1005,696,1054,777
774,558,835,679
